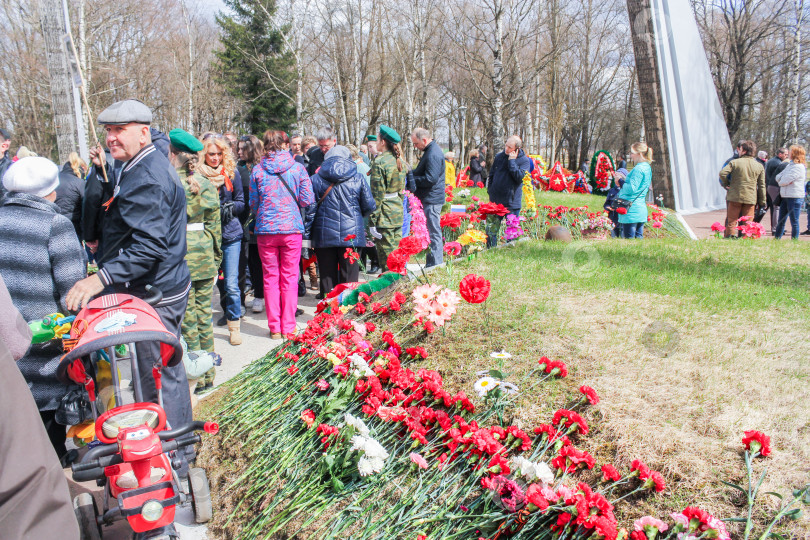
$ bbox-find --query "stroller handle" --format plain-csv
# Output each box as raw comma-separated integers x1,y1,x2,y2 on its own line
143,284,163,306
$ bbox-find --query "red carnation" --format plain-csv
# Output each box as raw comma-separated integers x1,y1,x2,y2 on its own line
742,430,771,457
647,470,666,492
526,484,550,510
423,320,435,334
630,459,651,479
617,207,627,215
459,274,491,304
682,506,711,527
579,385,600,405
301,409,315,428
478,202,509,216
344,248,360,263
355,302,366,314
476,181,484,188
398,235,423,256
365,322,376,333
287,365,299,375
601,464,621,482
387,249,409,274
343,234,357,241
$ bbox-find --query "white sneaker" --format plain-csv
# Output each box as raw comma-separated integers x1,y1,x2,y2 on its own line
251,298,264,313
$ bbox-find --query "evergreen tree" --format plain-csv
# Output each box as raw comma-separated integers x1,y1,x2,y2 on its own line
215,0,295,134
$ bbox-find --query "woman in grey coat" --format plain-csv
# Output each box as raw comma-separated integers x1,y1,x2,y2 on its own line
0,157,86,458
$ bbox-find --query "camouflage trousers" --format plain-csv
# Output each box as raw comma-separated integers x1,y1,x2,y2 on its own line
375,227,402,270
181,278,215,354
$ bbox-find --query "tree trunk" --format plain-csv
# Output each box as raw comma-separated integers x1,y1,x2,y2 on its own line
627,0,675,209
490,0,505,154
786,0,804,144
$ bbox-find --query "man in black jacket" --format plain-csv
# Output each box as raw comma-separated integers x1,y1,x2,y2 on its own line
65,99,193,450
306,126,337,177
765,148,788,234
0,128,12,198
406,127,445,267
486,135,532,247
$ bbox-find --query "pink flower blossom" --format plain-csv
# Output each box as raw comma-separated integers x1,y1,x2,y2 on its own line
634,516,669,533
710,222,724,232
652,221,663,229
315,379,330,391
706,516,731,540
409,452,429,469
669,512,689,527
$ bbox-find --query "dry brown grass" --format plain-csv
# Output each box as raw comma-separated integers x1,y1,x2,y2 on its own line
420,275,810,536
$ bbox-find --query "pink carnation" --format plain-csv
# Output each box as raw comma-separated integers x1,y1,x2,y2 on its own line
633,516,669,533
409,452,429,469
710,222,724,232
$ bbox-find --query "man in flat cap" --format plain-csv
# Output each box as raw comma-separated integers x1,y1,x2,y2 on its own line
65,100,194,456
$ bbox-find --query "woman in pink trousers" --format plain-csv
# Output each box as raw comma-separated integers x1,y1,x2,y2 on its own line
249,130,314,339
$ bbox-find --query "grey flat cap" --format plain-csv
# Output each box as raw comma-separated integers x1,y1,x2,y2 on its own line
97,99,152,125
324,145,351,160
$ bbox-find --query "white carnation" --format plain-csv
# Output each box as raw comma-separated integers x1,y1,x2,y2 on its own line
349,354,375,377
344,412,370,437
357,456,376,476
533,462,554,485
361,437,389,460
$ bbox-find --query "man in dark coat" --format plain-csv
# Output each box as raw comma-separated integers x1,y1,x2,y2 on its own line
765,147,788,234
0,128,13,198
486,135,532,248
306,126,337,177
55,161,85,241
406,127,445,267
65,100,194,463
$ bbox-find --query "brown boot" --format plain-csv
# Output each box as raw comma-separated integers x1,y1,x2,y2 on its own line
227,320,242,346
308,265,319,291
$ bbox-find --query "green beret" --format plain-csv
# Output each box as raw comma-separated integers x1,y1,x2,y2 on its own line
379,125,401,144
169,129,204,153
366,134,377,141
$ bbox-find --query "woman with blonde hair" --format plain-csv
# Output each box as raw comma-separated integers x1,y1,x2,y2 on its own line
615,141,653,239
774,144,807,240
198,133,245,345
169,129,221,393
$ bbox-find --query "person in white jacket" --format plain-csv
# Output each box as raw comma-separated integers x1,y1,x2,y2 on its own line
774,144,807,240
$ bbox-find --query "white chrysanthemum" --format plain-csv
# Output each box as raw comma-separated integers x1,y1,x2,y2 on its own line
361,437,389,460
349,354,375,377
357,455,385,476
345,412,370,437
474,376,499,398
350,435,368,452
357,456,376,476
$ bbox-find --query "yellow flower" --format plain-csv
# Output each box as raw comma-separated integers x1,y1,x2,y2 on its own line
326,353,342,366
458,229,487,245
522,173,537,216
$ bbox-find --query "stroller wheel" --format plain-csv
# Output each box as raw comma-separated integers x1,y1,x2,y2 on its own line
73,493,102,540
188,467,213,523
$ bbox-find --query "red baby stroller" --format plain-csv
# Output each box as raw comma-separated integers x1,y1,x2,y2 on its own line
57,286,217,540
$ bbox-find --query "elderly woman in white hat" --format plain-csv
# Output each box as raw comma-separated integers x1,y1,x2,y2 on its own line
0,157,86,461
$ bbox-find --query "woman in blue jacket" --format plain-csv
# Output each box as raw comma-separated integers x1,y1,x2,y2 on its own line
309,146,376,298
616,142,653,239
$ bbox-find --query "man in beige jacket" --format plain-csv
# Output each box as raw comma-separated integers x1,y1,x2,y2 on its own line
719,140,766,237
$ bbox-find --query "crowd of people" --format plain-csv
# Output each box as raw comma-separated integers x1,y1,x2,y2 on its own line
0,99,538,488
719,140,810,240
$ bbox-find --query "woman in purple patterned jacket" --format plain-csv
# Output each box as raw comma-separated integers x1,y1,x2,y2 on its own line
250,131,314,339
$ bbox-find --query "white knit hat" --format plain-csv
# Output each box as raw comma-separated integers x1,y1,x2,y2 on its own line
2,156,60,198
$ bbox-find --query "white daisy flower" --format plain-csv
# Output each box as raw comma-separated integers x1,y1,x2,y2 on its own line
474,376,500,398
490,351,512,359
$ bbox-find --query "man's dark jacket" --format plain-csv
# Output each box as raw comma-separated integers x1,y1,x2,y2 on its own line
406,140,445,205
0,154,12,198
487,149,531,211
765,156,788,188
96,144,190,306
307,147,325,177
55,163,84,241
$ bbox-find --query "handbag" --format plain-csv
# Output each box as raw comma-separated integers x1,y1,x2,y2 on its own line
55,386,93,426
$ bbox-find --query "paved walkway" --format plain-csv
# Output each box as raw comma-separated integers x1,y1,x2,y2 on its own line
681,206,810,240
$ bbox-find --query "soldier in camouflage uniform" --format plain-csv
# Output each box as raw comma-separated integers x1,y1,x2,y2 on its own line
169,130,222,393
369,125,406,267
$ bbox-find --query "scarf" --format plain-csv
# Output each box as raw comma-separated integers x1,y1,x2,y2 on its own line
198,162,232,191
